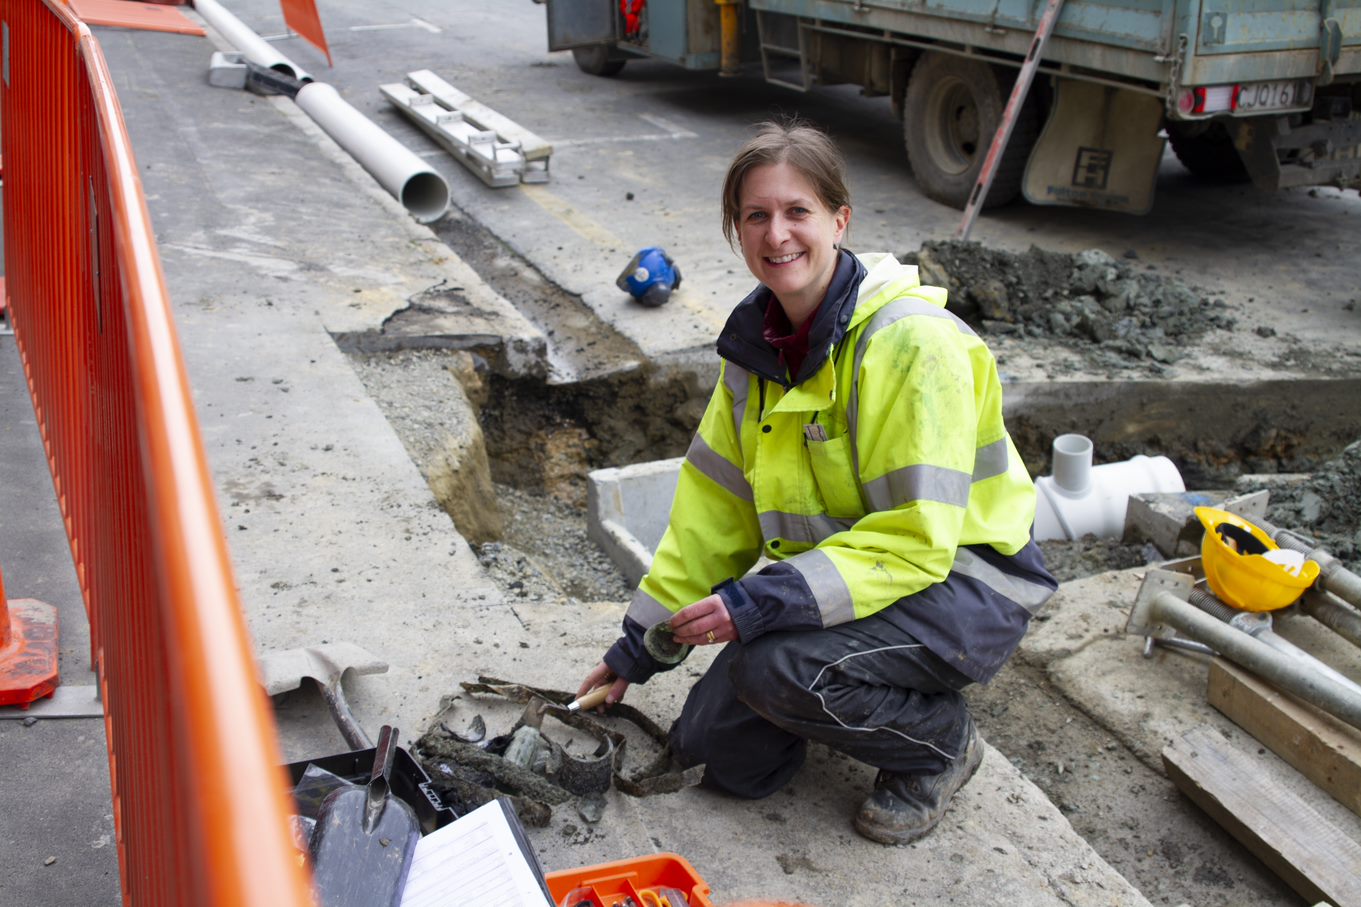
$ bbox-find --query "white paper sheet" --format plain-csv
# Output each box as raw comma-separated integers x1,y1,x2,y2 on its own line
399,800,553,907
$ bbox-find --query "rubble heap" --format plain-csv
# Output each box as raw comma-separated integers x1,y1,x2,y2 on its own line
1259,437,1361,568
903,242,1236,365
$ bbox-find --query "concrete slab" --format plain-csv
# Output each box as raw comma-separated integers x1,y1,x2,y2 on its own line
587,456,683,586
479,595,1153,906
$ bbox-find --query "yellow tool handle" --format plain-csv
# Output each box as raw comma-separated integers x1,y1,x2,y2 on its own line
567,684,611,712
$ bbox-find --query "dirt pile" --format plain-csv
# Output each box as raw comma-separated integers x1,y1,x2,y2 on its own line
1257,437,1361,568
903,242,1236,367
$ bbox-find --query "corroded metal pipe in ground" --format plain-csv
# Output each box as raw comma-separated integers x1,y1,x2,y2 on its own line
294,82,449,223
1138,588,1361,732
193,0,313,83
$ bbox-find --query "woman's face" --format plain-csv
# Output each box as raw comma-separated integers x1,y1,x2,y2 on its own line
737,161,850,325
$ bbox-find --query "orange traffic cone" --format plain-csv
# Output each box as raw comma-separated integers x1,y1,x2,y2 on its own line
0,562,60,708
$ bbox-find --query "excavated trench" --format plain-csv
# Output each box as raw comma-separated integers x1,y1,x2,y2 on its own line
346,224,1361,907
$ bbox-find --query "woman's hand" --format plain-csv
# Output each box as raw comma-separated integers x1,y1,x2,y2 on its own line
577,661,629,710
670,593,737,646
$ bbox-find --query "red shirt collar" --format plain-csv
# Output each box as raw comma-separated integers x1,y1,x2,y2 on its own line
762,297,822,384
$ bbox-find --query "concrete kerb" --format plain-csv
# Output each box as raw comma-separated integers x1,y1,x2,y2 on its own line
587,456,684,587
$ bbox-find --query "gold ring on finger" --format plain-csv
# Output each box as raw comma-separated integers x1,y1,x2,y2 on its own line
706,630,716,644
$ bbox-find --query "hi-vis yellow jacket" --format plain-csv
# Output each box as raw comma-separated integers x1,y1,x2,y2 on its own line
603,251,1052,684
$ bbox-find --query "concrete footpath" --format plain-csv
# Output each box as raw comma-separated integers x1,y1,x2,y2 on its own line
0,19,1154,907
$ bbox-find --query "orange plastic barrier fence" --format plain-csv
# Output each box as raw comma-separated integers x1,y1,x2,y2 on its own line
0,2,313,904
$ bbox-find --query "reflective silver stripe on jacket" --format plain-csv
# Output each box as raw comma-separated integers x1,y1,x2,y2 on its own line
950,547,1054,614
864,463,971,512
787,549,856,626
724,362,749,442
972,437,1010,482
759,510,856,545
685,433,754,502
625,588,674,626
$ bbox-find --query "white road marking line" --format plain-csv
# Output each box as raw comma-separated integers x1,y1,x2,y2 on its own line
349,19,440,33
555,112,697,147
637,113,697,138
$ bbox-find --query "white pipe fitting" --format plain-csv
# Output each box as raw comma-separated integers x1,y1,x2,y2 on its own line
1033,434,1184,541
294,83,450,223
193,0,313,84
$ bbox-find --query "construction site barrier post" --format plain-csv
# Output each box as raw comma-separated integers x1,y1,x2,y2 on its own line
0,1,315,903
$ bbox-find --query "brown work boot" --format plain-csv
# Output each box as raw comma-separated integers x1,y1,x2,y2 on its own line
853,723,983,845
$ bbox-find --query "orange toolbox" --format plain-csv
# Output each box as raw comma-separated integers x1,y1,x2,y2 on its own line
545,852,714,907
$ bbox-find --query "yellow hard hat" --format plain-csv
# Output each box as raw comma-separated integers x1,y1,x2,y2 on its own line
1195,507,1319,612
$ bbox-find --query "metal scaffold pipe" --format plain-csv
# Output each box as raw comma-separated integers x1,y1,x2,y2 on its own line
1300,589,1361,649
1186,588,1361,697
1143,589,1361,732
294,83,450,223
193,0,313,84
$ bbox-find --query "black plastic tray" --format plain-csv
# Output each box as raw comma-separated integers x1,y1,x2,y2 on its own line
286,745,456,835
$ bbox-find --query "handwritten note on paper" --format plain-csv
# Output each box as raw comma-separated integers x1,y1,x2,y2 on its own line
399,800,553,907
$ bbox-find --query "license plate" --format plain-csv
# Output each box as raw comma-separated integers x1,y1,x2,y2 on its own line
1235,79,1313,113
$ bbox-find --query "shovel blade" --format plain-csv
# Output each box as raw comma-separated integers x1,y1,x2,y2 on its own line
310,786,421,907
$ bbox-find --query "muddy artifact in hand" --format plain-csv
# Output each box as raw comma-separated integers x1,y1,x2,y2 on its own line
643,620,692,665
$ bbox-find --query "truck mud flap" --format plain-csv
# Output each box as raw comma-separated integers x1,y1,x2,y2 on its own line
1022,79,1164,214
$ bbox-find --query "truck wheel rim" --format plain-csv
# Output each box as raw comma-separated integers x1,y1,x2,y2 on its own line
925,78,982,176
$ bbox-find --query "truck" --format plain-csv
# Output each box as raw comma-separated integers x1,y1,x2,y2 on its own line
537,0,1361,213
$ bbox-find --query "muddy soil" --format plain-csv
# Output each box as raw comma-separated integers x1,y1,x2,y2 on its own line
905,242,1237,374
903,240,1361,385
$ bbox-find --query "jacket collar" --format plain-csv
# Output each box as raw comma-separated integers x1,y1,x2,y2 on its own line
716,249,866,389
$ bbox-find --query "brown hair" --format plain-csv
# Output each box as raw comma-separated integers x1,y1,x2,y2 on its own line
721,119,851,249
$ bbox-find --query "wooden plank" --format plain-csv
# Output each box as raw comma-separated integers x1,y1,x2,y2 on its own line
1163,727,1361,907
1208,658,1361,819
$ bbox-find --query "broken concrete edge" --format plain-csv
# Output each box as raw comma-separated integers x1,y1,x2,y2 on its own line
332,330,547,382
1124,488,1269,558
245,84,550,373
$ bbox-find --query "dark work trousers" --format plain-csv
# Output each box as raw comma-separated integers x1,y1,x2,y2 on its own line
667,572,1032,799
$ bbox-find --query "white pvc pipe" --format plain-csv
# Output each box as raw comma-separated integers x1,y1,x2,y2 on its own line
294,83,450,224
1033,434,1184,541
193,0,313,84
1050,433,1093,495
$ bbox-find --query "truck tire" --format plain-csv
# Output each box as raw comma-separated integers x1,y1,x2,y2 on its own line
572,45,627,77
1166,121,1250,183
903,52,1038,209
